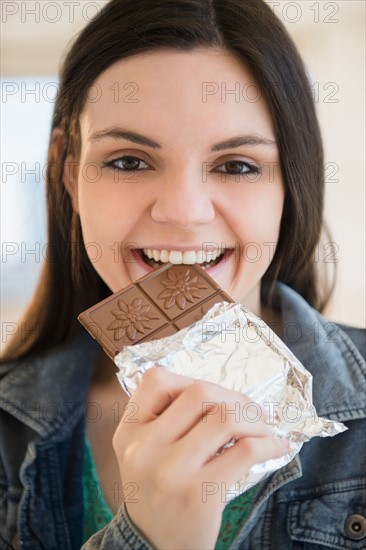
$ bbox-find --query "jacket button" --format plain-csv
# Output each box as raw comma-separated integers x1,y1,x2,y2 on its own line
344,514,366,540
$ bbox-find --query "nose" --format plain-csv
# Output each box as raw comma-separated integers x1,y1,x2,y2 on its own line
150,173,215,229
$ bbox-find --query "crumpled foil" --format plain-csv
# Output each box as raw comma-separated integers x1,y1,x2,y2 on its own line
114,301,347,500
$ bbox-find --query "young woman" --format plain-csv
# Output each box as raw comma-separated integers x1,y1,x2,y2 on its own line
1,1,365,549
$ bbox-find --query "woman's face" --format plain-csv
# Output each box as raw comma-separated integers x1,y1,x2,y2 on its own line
65,48,284,315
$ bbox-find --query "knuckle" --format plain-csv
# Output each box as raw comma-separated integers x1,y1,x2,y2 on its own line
112,424,125,451
123,440,149,473
112,421,132,453
140,367,167,386
189,380,215,404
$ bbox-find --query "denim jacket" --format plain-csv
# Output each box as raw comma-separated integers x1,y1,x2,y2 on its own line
0,283,365,550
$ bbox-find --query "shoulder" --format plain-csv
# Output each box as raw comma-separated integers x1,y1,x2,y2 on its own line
0,333,100,435
276,283,365,421
277,282,365,360
0,331,99,382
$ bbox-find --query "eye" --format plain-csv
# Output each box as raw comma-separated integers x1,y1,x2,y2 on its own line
213,160,261,177
103,155,150,172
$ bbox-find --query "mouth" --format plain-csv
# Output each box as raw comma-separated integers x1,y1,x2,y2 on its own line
133,247,234,271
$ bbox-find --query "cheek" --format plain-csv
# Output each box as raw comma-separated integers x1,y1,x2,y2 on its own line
224,184,284,247
77,177,135,244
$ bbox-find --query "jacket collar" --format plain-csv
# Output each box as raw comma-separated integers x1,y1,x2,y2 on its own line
0,332,100,439
276,283,365,421
1,284,365,439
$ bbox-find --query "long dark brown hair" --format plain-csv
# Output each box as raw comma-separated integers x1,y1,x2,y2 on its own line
2,0,334,363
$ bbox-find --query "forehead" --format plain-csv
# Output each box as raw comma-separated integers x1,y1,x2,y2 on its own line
80,48,276,148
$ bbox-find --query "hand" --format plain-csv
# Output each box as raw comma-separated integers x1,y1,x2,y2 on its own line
112,368,289,550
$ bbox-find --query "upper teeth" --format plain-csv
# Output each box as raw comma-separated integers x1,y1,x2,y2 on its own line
143,248,224,264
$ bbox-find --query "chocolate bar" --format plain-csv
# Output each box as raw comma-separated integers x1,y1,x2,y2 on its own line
78,263,234,359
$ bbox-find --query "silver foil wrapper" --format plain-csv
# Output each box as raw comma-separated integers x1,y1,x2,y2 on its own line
114,302,347,500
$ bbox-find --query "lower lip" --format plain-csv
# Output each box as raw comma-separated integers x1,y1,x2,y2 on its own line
130,249,234,276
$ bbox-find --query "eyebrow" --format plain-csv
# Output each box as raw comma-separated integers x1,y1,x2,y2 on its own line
89,127,276,151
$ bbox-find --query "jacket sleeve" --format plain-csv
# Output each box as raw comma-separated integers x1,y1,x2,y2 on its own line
81,504,155,550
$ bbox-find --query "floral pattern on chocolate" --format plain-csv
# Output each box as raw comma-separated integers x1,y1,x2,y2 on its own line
157,268,208,310
107,298,160,341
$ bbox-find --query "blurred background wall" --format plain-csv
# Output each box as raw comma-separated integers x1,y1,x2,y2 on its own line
1,1,365,353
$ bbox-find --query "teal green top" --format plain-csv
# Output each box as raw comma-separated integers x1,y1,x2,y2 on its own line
82,435,114,542
214,484,259,549
82,434,259,548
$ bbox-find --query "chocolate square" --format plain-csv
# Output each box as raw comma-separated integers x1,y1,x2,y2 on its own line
81,285,167,358
138,264,218,320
